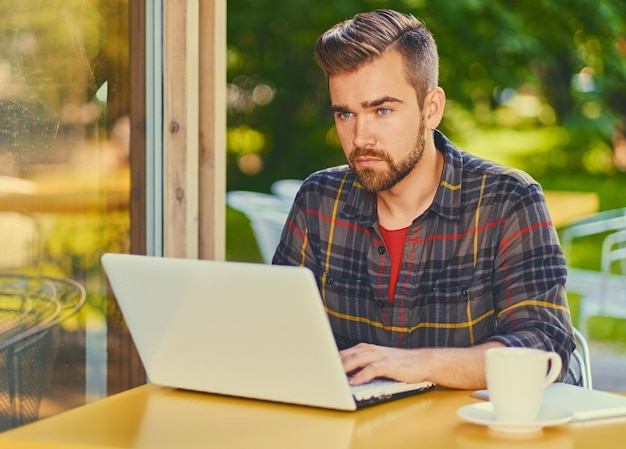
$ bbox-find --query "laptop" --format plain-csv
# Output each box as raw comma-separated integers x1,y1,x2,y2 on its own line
101,253,435,411
472,383,626,421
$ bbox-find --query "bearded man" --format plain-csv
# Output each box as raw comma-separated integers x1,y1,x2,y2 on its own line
272,9,579,389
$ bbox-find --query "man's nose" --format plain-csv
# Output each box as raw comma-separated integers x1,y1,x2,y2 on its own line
353,117,376,148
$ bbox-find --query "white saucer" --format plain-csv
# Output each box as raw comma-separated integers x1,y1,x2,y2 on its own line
457,402,573,434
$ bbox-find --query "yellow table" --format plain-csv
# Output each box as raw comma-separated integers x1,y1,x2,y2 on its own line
1,384,625,449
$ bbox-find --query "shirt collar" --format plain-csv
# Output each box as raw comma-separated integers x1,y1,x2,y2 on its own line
430,130,463,221
339,130,464,224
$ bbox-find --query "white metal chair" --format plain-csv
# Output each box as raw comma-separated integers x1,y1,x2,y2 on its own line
560,207,626,259
270,179,303,202
572,327,593,389
576,229,626,337
560,208,626,337
601,229,626,276
226,190,292,263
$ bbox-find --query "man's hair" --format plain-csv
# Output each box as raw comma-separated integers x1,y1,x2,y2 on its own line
315,9,439,106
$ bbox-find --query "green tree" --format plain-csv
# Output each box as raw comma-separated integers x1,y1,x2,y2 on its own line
428,0,626,173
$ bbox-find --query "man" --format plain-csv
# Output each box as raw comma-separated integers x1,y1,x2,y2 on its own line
272,9,578,389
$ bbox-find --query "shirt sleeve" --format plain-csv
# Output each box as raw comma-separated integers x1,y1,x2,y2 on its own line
272,183,320,277
487,185,576,382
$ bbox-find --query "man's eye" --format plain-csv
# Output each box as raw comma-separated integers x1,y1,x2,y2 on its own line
378,108,391,116
337,111,353,119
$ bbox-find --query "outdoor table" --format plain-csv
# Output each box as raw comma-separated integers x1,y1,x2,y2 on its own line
0,383,624,449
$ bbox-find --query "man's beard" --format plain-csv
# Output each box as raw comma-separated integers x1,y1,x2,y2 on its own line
348,117,427,193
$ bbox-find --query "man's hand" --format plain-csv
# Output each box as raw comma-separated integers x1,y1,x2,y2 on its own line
341,342,428,385
340,341,505,389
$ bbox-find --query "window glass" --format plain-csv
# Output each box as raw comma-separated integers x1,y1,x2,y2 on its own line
0,0,134,430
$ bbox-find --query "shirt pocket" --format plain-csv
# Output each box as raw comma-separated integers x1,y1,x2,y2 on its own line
428,278,495,347
321,272,377,348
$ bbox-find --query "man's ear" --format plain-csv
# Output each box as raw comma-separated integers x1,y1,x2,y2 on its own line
425,87,446,129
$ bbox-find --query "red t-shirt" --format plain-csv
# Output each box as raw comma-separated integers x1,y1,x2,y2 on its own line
379,225,409,304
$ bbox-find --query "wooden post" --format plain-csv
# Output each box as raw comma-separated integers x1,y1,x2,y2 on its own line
163,0,199,258
162,0,225,260
199,0,226,261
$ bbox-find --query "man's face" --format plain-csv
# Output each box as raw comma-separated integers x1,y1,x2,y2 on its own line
329,49,427,192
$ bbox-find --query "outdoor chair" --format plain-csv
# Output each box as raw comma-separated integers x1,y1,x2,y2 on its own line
560,207,626,259
559,208,626,335
270,179,303,202
226,190,292,263
576,229,626,337
0,275,86,431
572,327,593,389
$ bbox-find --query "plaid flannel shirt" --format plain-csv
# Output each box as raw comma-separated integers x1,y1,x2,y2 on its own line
273,131,577,383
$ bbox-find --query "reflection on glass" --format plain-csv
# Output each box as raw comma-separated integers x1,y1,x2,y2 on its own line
0,0,132,430
0,275,86,431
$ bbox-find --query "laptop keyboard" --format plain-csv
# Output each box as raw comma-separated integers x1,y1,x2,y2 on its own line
349,378,434,402
350,378,400,396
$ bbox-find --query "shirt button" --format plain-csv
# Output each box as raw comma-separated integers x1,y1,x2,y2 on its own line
378,246,386,254
326,276,334,285
377,300,384,308
462,289,468,296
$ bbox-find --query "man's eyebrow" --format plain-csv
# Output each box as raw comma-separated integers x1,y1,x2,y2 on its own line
362,96,403,108
332,96,403,112
332,104,350,113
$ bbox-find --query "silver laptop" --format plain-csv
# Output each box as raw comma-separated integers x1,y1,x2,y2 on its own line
101,253,434,411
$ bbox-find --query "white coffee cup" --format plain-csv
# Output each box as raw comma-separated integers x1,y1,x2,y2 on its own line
485,347,562,422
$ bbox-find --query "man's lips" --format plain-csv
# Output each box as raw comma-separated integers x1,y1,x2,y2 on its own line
355,155,384,167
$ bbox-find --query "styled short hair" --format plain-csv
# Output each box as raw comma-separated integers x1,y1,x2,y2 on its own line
315,9,439,105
